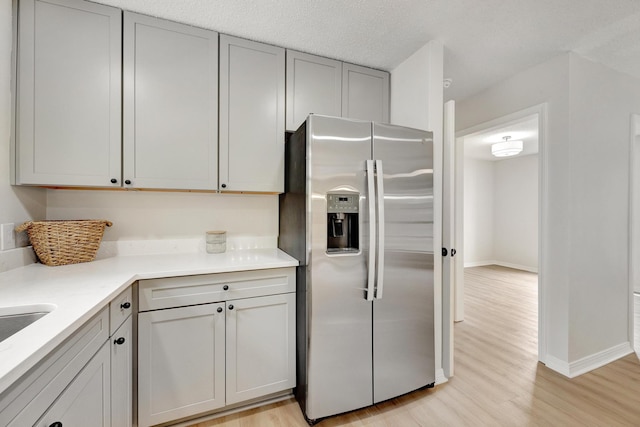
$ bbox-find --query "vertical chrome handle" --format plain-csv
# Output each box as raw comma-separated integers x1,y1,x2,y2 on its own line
366,160,376,301
375,160,385,299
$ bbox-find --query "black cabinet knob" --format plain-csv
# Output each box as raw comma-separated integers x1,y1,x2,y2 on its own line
110,178,117,184
223,285,229,291
49,422,63,427
120,301,131,310
124,179,132,185
228,304,234,310
221,183,227,188
114,337,126,345
217,307,223,313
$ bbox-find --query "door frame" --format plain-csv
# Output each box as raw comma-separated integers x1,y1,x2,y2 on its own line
455,103,548,363
629,114,640,350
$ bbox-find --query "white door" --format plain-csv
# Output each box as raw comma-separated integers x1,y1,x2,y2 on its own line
442,100,458,378
111,316,132,427
342,63,390,123
36,342,111,427
225,293,296,405
123,12,218,190
286,50,342,131
219,35,285,192
16,0,121,187
137,303,226,427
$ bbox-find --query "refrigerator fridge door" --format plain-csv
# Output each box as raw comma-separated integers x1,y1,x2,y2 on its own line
305,115,374,420
372,123,435,403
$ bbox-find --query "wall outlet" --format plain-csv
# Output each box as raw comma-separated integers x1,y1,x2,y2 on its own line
1,223,16,251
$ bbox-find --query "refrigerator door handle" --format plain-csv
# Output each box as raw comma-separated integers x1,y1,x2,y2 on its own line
366,160,377,301
375,160,385,299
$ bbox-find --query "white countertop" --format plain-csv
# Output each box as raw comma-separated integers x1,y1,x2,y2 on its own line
0,248,298,395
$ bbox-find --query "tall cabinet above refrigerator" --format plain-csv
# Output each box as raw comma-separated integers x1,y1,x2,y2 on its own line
279,115,435,423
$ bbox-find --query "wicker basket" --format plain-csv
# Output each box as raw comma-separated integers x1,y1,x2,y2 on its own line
16,220,112,266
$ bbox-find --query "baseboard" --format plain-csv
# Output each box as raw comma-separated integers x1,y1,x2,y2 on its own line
544,342,634,378
493,261,538,273
464,260,495,268
435,368,448,385
463,260,538,273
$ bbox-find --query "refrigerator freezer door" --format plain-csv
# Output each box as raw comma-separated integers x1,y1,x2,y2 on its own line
372,123,435,403
305,115,373,420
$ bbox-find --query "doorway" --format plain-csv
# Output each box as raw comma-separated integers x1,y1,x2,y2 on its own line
455,105,546,361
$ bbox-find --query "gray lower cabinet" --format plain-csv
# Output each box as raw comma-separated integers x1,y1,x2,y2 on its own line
15,0,122,187
225,293,296,405
219,35,285,193
342,62,390,123
0,291,133,427
123,12,219,190
137,302,226,427
137,268,296,427
36,342,112,427
111,316,133,427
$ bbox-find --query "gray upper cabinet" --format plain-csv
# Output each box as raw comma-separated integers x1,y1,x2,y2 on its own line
123,12,218,190
286,50,342,132
15,0,121,187
342,63,390,123
219,35,285,193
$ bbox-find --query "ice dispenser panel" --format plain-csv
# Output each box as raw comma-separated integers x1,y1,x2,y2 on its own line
327,192,359,254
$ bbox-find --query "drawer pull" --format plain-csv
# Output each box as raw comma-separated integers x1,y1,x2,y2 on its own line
217,307,223,313
228,304,234,310
121,301,131,310
223,285,229,291
114,337,126,345
49,422,63,427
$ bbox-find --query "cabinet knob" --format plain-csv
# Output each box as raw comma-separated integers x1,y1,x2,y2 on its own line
228,304,234,310
49,422,63,427
221,183,227,188
114,337,126,345
124,179,132,185
223,285,229,291
120,301,131,310
217,307,223,313
110,178,117,184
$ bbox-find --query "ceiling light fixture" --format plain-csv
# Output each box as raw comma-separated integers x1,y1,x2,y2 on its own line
491,136,523,157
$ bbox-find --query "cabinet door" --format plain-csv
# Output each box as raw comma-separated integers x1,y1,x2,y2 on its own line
219,35,285,193
138,303,225,427
342,63,390,123
16,0,121,187
111,316,132,427
286,50,342,131
36,341,111,427
123,12,218,190
226,293,296,405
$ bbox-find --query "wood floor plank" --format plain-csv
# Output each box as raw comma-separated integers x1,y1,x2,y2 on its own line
188,265,640,427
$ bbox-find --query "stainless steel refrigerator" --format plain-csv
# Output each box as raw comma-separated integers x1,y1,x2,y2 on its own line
278,114,435,423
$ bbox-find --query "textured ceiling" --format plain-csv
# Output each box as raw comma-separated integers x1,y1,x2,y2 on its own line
463,115,538,162
94,0,640,101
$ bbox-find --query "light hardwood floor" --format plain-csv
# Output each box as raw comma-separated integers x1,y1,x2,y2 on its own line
190,265,640,426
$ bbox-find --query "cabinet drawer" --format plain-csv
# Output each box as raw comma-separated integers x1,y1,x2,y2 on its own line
139,268,295,311
109,287,132,335
0,308,109,426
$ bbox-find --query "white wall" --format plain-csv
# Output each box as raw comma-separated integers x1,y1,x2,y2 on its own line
390,40,447,383
0,0,46,271
46,190,278,242
463,154,538,272
493,154,538,271
463,157,493,265
458,52,640,374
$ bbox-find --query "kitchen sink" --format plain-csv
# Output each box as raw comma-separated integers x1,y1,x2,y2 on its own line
0,304,55,343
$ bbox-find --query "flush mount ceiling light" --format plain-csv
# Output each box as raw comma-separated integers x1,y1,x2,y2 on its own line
491,136,523,157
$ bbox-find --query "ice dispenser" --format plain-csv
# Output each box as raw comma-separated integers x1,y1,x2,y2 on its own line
327,192,359,253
